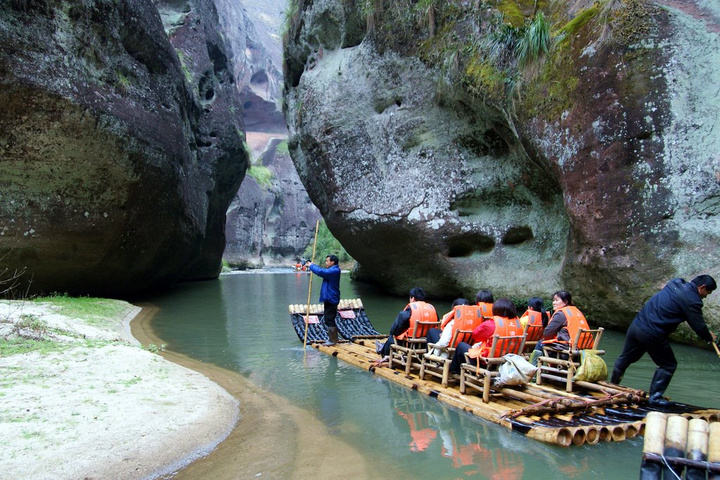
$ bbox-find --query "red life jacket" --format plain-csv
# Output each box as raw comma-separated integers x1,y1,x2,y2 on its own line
396,301,438,340
545,305,590,347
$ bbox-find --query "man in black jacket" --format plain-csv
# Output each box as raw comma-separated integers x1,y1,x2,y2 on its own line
610,275,717,406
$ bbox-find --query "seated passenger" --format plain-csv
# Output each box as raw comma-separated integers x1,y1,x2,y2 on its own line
426,298,470,358
449,298,521,374
475,289,494,319
519,297,550,329
375,287,438,360
532,290,589,356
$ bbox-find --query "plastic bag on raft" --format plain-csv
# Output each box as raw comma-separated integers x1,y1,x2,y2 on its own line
494,354,538,387
573,349,607,382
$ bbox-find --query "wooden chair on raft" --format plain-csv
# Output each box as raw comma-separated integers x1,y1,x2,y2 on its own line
459,334,527,403
522,322,545,354
419,329,474,387
388,319,440,374
535,327,605,392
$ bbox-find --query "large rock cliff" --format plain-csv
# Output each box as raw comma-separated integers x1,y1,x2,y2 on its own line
283,0,720,337
0,0,247,296
224,139,321,268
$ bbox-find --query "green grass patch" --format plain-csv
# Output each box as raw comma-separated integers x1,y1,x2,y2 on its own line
0,337,67,357
276,140,290,156
559,5,599,38
247,165,274,189
123,376,142,387
303,220,354,264
34,295,126,326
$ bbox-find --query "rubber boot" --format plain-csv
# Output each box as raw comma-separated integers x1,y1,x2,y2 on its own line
647,368,674,408
609,367,624,385
323,327,338,346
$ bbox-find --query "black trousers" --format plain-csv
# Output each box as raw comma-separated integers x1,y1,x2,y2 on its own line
324,301,338,328
613,321,677,375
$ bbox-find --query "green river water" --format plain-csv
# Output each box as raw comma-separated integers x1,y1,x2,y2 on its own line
144,271,720,479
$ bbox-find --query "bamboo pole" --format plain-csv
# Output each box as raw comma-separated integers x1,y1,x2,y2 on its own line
302,220,320,349
664,415,689,479
687,418,709,461
687,418,709,480
611,425,626,442
585,426,600,445
709,422,720,480
570,427,586,446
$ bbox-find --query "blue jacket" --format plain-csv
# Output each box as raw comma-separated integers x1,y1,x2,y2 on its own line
309,263,341,305
633,278,712,342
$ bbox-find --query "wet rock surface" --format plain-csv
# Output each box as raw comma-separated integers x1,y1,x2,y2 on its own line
0,0,247,295
283,0,720,334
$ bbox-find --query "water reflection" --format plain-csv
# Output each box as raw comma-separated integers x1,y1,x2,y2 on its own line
142,271,720,479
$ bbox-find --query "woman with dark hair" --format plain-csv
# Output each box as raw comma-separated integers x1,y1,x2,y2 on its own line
520,297,550,329
475,289,494,318
531,291,590,363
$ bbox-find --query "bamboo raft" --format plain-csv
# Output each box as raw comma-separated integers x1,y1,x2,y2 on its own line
640,413,720,478
289,300,720,447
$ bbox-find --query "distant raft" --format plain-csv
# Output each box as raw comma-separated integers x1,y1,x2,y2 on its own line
288,299,720,448
289,298,382,344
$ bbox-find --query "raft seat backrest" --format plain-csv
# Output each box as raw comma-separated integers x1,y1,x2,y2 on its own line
487,334,526,359
410,320,438,339
459,334,527,403
419,329,474,387
523,323,544,343
522,323,544,354
575,327,603,351
536,327,605,392
449,329,474,349
389,320,440,374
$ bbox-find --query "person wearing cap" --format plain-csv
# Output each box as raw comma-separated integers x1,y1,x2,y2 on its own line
610,275,718,407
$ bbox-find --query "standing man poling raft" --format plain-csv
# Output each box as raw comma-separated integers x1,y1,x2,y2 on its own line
610,275,718,407
307,254,341,346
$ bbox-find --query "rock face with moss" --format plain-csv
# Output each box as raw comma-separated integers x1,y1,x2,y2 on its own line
283,0,720,335
0,0,247,296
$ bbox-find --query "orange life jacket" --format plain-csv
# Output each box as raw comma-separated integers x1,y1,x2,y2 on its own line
477,302,493,318
520,310,544,326
448,305,484,347
440,310,454,330
396,301,438,340
545,305,590,347
492,315,522,337
468,316,521,358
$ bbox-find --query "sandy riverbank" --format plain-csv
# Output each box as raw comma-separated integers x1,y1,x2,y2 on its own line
0,299,238,479
1,299,373,479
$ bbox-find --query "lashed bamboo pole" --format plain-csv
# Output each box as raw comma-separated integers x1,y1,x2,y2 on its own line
664,415,689,479
687,418,709,480
302,220,320,349
710,422,720,480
